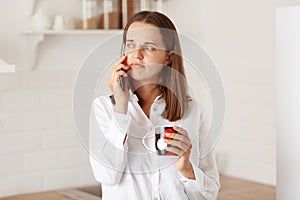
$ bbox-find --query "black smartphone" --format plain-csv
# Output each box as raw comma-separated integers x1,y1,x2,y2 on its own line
120,42,126,91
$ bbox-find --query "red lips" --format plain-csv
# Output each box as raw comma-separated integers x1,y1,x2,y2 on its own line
130,63,144,68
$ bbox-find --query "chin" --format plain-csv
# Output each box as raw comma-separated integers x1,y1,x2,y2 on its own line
129,71,161,83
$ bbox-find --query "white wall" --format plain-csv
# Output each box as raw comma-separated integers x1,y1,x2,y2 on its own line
0,0,278,197
196,0,277,185
0,0,100,197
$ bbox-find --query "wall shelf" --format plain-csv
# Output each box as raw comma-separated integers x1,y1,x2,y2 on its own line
0,59,15,73
23,29,123,69
24,29,123,35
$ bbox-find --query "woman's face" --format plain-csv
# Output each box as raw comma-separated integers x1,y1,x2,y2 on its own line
125,22,171,84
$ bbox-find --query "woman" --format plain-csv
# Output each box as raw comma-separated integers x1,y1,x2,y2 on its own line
89,11,220,200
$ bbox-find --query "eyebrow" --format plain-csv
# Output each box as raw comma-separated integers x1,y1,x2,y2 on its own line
126,39,158,47
144,42,158,46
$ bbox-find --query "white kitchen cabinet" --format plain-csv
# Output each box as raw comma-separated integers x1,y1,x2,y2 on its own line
277,6,300,200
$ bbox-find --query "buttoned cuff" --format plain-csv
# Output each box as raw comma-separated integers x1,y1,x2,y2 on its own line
106,112,131,150
178,163,204,192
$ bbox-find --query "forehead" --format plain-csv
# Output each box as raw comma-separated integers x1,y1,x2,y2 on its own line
126,22,164,44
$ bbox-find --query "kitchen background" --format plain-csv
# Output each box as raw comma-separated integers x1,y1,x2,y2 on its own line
1,0,297,198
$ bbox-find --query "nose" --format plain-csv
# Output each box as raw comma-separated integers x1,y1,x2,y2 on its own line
133,48,144,60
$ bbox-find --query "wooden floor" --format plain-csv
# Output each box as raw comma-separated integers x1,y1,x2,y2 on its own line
218,176,276,200
0,176,275,200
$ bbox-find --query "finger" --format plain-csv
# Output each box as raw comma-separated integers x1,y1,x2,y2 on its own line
111,72,121,91
112,57,129,71
113,71,125,85
165,132,190,146
116,70,128,80
173,134,190,146
124,74,129,90
114,56,127,67
173,126,188,136
165,146,185,157
173,126,190,142
164,139,189,151
108,56,128,92
166,144,192,157
108,74,115,91
108,68,118,89
109,65,128,82
112,65,130,75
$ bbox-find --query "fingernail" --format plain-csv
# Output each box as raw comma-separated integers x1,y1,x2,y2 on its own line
166,133,175,138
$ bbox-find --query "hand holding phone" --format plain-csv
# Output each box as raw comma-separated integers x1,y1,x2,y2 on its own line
120,63,131,91
108,43,129,106
120,43,130,91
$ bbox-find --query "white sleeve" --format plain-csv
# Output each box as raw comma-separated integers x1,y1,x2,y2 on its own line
179,152,220,200
89,97,131,186
179,110,220,200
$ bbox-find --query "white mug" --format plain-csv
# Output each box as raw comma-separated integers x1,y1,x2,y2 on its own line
142,126,178,156
52,15,65,30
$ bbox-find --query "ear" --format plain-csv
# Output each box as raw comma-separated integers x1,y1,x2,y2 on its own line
164,51,174,66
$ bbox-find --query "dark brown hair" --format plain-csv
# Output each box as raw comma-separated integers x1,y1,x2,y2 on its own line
123,11,189,121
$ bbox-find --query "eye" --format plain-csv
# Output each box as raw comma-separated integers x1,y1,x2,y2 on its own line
126,43,135,49
143,45,156,51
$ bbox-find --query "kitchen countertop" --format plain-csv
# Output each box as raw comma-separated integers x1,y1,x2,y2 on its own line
0,176,275,200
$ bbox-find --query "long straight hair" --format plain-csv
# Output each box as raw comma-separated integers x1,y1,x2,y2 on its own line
123,11,189,121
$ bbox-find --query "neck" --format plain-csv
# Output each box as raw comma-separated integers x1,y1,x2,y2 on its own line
134,84,161,104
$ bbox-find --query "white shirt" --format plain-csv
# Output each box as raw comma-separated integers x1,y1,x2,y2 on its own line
89,93,220,200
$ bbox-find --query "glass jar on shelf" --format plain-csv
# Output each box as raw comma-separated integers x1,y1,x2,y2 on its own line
78,0,101,29
121,0,165,28
140,0,164,12
121,0,140,28
99,0,122,29
77,0,166,30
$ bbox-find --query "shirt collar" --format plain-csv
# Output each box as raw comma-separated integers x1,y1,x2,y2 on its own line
129,90,139,102
129,90,164,104
153,94,164,104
